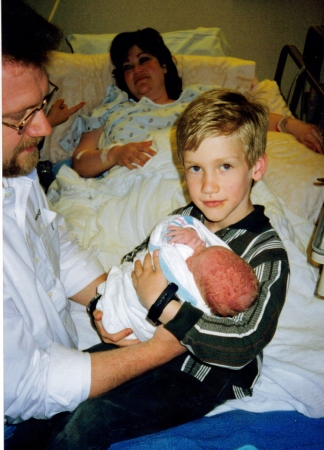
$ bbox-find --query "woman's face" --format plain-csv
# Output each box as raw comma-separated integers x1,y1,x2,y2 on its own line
122,45,169,104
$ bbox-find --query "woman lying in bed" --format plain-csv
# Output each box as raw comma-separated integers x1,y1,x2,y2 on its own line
64,28,323,178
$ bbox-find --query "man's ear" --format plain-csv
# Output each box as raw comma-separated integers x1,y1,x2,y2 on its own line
252,153,267,181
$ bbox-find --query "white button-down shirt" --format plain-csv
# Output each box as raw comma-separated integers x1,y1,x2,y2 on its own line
3,170,105,423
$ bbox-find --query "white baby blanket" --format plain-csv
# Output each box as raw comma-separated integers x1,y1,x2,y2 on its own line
97,215,229,340
149,215,230,310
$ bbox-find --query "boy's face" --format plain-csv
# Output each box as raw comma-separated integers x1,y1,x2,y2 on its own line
183,135,266,233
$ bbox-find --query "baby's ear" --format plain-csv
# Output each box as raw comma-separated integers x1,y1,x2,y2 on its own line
252,153,267,181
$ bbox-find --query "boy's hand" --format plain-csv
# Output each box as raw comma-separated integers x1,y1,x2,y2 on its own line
166,225,206,250
132,251,168,310
92,309,140,346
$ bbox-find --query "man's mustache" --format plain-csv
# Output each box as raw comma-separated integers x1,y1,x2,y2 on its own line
17,137,43,154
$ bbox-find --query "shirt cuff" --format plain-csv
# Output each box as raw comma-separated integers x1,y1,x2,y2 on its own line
164,301,204,341
46,343,91,418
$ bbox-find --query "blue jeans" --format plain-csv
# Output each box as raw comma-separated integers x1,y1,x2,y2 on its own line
5,343,239,450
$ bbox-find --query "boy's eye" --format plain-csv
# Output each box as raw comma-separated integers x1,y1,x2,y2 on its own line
220,163,232,171
188,165,201,173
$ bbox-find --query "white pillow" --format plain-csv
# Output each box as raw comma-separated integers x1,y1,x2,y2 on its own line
66,27,230,56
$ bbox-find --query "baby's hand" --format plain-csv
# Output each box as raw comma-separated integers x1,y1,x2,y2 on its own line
166,226,206,250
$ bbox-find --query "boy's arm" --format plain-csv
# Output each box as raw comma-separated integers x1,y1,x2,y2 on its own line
134,249,289,369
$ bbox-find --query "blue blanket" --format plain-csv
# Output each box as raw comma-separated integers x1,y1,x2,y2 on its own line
111,410,324,450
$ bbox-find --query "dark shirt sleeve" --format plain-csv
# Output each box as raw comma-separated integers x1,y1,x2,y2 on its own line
165,255,289,369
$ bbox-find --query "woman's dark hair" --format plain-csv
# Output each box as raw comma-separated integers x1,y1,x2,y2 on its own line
110,28,182,101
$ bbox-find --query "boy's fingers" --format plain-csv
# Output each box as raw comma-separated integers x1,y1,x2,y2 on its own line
133,259,143,277
152,250,160,271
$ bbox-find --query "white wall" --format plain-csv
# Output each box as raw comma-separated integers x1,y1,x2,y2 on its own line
27,0,324,80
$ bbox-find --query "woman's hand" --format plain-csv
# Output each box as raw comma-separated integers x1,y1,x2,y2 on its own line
108,141,156,170
92,309,140,346
46,99,85,128
285,117,323,154
132,251,168,310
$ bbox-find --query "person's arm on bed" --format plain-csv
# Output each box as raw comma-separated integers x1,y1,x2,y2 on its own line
72,127,156,178
133,248,289,369
268,112,323,154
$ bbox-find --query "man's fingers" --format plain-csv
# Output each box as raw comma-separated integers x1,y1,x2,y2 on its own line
93,309,103,321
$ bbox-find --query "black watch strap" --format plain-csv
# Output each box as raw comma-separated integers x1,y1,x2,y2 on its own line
147,282,179,325
87,293,102,328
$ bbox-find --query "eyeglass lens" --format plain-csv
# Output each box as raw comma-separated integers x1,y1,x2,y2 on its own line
18,84,58,134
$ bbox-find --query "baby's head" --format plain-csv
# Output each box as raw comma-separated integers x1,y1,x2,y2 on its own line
176,88,268,169
186,246,259,316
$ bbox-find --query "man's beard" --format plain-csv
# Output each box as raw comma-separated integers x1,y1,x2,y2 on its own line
2,138,42,177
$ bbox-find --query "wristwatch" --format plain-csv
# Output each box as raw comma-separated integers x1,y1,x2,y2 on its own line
147,282,179,325
87,292,102,329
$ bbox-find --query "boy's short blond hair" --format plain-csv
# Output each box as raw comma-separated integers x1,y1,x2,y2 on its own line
176,88,269,168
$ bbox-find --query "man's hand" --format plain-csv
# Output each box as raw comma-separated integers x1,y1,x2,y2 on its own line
93,309,140,346
132,251,168,310
108,141,156,170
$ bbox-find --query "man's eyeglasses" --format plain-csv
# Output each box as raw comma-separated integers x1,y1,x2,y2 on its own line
2,81,59,135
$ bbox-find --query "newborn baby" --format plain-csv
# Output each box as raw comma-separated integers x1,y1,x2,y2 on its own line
186,245,258,316
97,215,259,340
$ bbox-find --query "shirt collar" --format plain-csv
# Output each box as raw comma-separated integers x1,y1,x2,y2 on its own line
189,202,269,234
26,168,37,180
227,205,270,233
